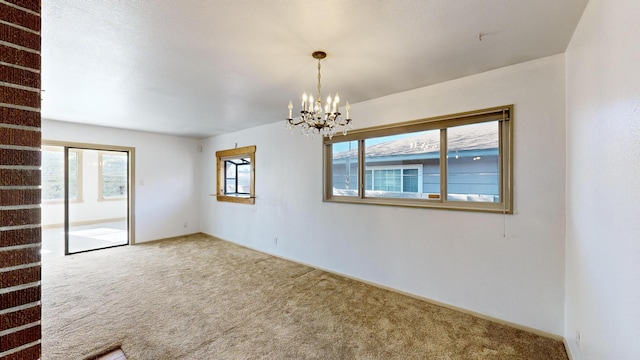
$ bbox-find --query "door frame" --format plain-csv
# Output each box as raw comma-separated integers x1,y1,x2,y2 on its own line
42,140,136,252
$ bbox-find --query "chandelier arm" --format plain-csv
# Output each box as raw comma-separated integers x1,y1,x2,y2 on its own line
287,117,305,126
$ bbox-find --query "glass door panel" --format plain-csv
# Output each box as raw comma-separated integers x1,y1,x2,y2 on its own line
66,148,129,254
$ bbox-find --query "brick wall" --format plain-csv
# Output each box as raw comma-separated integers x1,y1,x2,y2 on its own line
0,0,42,359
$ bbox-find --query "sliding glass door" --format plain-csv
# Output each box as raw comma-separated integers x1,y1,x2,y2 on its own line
40,142,134,258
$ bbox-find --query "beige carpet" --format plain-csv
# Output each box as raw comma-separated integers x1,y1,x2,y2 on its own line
42,233,567,359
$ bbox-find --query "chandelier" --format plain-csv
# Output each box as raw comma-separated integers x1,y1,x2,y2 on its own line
286,51,352,139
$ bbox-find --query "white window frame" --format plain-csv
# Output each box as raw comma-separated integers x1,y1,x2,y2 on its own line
323,105,513,214
364,164,423,193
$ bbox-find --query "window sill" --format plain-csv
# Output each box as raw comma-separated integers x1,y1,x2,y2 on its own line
211,194,255,205
98,197,127,202
324,196,512,214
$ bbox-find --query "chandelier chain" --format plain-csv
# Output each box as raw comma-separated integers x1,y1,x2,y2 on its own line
317,59,322,106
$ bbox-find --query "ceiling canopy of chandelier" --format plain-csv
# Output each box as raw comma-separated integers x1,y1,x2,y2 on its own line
286,51,352,139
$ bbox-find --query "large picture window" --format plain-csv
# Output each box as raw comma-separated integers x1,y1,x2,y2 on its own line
323,105,513,213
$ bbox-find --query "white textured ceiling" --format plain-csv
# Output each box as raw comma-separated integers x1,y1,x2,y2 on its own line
41,0,588,138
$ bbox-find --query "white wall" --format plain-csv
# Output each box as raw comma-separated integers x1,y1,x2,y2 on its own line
42,119,202,243
565,0,640,358
201,54,567,335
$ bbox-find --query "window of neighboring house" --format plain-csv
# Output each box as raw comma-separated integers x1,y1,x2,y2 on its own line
215,145,256,204
99,151,128,200
364,165,423,196
41,146,82,202
323,105,513,213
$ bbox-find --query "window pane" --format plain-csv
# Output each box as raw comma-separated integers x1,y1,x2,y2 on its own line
68,152,78,199
364,131,439,199
102,153,128,198
373,169,401,191
225,161,236,194
41,148,78,201
332,141,358,196
447,121,500,202
225,161,236,179
236,164,251,194
224,158,251,196
403,169,419,193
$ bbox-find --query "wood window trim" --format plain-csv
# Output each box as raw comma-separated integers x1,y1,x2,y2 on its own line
215,145,256,205
323,105,513,214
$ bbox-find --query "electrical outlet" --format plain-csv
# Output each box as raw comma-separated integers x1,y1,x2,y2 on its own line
274,237,278,245
575,328,581,348
183,222,188,228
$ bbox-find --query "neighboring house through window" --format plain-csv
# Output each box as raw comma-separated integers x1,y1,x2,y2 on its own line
324,105,513,213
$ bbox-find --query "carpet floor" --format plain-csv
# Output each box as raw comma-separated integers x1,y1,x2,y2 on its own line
42,233,568,359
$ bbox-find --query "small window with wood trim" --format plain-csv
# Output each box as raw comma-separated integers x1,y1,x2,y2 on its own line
215,145,256,204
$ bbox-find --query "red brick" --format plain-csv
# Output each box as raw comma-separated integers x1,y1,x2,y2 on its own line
0,149,40,166
0,45,40,70
0,266,40,289
0,169,40,186
0,227,41,247
3,343,41,360
0,208,40,227
0,64,40,88
0,86,40,109
1,189,41,206
0,306,40,332
0,247,40,267
5,0,40,14
0,3,40,32
0,107,40,127
0,325,41,352
0,286,40,309
0,127,40,147
0,23,40,51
